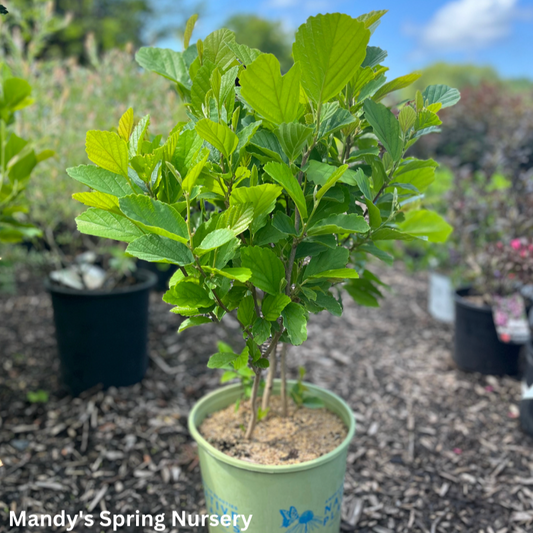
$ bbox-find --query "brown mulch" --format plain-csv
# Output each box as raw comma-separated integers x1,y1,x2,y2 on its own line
1,266,532,532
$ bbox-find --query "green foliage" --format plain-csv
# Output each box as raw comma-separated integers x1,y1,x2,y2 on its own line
225,14,293,73
26,389,49,403
70,13,458,378
0,67,51,244
1,0,188,63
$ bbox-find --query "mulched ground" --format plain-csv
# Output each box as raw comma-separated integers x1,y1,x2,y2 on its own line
1,266,532,533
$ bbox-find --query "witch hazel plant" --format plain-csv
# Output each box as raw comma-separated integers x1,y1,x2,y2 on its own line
69,11,459,439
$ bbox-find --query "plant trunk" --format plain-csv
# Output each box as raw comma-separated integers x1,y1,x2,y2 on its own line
245,369,261,440
280,343,288,417
261,344,278,412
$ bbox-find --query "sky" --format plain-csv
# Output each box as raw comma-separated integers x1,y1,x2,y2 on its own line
156,0,533,81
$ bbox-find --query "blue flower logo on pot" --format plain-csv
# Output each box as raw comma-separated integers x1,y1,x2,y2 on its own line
280,507,323,532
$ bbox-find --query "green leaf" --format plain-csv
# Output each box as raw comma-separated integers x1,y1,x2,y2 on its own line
239,54,302,125
344,279,380,307
308,268,359,279
203,28,237,70
236,120,263,153
281,303,308,345
178,316,211,333
135,47,190,90
353,169,372,200
85,131,129,177
207,352,239,369
252,318,271,345
75,208,144,243
230,184,283,233
363,100,402,162
248,129,288,164
195,119,238,160
233,347,249,370
398,106,417,133
372,227,413,241
217,203,254,235
398,209,452,243
422,84,461,109
394,159,438,193
173,129,203,175
262,293,291,321
240,246,285,295
293,13,370,104
316,164,348,202
302,396,325,409
127,234,195,265
72,191,119,212
119,194,189,243
195,228,235,255
365,199,382,229
359,242,394,265
264,162,308,219
204,267,252,282
67,165,135,197
237,295,256,326
2,78,32,110
190,60,217,116
274,123,314,162
164,280,213,308
182,151,209,193
272,211,297,235
308,214,370,236
362,46,387,68
415,110,442,131
317,102,357,139
184,14,198,49
118,108,134,141
226,41,262,66
357,10,388,29
373,72,422,102
129,115,150,159
304,247,348,279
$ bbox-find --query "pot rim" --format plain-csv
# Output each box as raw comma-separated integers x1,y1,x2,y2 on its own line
45,268,157,297
188,380,356,474
454,286,492,312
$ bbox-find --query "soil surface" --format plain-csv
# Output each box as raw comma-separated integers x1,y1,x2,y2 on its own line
1,266,532,532
199,395,348,465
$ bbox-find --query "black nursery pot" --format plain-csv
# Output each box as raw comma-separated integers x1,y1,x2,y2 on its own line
520,341,533,436
46,269,157,396
136,260,177,292
453,288,523,376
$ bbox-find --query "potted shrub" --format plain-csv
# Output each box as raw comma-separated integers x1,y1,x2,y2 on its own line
70,11,458,531
44,246,157,396
454,238,532,376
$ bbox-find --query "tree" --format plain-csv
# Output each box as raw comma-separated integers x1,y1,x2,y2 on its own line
225,14,293,72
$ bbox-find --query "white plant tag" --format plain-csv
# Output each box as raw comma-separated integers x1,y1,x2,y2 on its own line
428,272,454,323
522,382,533,400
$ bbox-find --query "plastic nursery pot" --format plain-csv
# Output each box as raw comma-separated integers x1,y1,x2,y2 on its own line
520,340,533,436
188,380,356,533
46,269,157,396
453,287,523,376
136,260,177,292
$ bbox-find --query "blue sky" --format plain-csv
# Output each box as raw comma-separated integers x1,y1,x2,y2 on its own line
156,0,533,81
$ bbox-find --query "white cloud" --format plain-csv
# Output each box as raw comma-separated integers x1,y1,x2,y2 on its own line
418,0,521,51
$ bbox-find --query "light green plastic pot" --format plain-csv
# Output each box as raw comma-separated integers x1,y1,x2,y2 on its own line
188,380,356,533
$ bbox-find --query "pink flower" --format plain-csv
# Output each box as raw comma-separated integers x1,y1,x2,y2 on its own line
453,448,462,455
511,239,521,250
